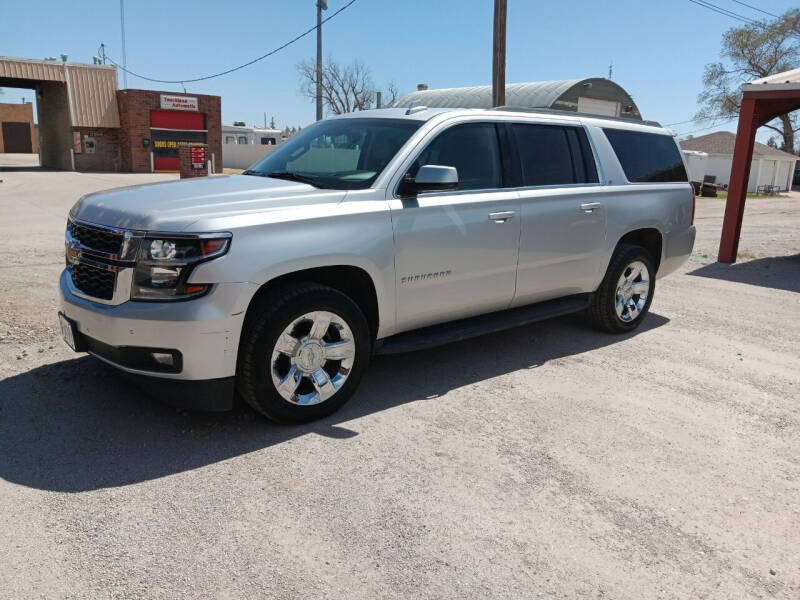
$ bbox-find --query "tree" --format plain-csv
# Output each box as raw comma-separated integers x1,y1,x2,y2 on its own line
297,57,397,114
382,81,400,107
696,8,800,154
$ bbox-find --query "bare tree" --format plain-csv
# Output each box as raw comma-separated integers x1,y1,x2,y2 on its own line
696,8,800,153
298,57,376,115
384,80,400,107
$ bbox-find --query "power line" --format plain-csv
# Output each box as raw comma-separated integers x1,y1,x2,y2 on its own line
686,0,759,25
728,0,779,19
674,117,739,136
102,0,357,85
665,117,702,127
685,0,799,40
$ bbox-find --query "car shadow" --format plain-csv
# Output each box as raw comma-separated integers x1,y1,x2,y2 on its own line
687,254,800,293
0,312,669,493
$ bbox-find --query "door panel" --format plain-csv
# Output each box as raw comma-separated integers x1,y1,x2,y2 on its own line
512,187,606,307
391,190,521,331
2,122,33,153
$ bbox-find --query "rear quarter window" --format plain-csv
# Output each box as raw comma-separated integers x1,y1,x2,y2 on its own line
603,128,688,183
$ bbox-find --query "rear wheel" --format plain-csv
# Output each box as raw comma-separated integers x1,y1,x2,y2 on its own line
587,244,655,333
237,283,370,422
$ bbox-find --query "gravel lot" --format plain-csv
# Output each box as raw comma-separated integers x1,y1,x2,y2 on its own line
1,154,798,599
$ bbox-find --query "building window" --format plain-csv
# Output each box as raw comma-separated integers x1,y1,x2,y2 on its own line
225,135,235,144
238,136,248,145
261,137,276,145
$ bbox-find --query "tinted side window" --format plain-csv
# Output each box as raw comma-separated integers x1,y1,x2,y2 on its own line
603,129,688,183
511,124,598,186
412,123,502,191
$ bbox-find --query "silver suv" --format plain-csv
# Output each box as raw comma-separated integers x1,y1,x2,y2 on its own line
59,107,696,422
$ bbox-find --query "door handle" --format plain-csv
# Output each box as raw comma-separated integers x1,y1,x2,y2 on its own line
488,211,515,222
580,202,602,213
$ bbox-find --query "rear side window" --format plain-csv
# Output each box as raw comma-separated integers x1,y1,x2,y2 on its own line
510,124,598,186
603,129,688,183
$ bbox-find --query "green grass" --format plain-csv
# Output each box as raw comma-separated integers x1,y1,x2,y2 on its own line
715,191,787,199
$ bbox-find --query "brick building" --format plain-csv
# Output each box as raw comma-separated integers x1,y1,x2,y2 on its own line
117,89,221,173
0,56,222,173
0,101,38,153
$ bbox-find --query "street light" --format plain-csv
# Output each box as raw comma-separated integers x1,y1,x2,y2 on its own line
316,0,328,121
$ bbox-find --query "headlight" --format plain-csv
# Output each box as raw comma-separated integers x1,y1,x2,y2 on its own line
131,234,231,301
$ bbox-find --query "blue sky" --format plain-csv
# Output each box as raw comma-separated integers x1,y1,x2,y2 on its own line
1,0,797,140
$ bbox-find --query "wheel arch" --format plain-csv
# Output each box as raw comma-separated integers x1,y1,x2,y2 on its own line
614,227,663,273
243,263,382,341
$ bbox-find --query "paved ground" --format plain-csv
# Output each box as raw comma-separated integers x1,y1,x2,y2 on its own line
1,154,799,599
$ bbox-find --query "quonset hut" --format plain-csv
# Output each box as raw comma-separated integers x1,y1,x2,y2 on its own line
393,78,642,121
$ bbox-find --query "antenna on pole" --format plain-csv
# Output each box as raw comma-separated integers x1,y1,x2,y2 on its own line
608,61,613,80
119,0,128,88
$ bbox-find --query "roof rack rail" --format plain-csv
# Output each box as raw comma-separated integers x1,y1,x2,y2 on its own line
491,105,662,128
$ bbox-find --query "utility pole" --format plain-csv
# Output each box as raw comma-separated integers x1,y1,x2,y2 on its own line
316,0,328,121
492,0,507,108
119,0,128,88
608,61,613,80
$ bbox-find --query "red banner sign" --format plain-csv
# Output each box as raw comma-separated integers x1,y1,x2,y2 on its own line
190,146,206,169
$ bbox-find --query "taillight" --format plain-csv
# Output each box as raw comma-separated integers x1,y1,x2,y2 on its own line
690,184,696,225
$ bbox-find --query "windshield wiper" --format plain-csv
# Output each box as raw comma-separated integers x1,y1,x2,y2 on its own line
260,171,320,187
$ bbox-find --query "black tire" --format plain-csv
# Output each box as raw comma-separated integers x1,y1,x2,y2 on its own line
587,244,656,333
237,283,371,423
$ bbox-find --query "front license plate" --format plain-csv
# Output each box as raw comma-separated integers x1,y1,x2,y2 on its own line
59,313,78,351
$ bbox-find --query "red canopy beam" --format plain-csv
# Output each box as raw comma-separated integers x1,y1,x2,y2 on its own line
717,98,758,263
718,86,800,263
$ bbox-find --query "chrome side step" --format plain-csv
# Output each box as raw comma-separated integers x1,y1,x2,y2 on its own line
374,294,592,355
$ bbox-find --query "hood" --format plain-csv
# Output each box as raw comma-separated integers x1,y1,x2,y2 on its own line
69,175,348,232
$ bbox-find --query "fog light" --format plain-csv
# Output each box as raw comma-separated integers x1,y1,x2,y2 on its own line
151,352,174,366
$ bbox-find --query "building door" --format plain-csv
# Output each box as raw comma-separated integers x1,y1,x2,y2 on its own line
577,97,620,118
2,122,33,153
150,110,206,172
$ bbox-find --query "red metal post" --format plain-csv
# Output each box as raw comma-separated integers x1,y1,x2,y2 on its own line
718,96,758,263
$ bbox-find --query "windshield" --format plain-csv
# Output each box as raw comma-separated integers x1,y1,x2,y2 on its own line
244,118,422,190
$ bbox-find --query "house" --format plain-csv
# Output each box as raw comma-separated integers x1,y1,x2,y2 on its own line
222,123,281,146
680,131,797,192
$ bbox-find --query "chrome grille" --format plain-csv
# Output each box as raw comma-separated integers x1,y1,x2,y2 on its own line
65,219,133,303
69,262,116,300
67,221,124,255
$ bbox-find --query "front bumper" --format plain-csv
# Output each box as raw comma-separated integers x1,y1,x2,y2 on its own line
59,269,257,409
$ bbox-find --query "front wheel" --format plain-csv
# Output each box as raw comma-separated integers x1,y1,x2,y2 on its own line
237,283,371,422
587,244,655,333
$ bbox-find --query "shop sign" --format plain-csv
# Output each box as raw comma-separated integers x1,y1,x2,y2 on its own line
190,146,206,169
160,94,199,111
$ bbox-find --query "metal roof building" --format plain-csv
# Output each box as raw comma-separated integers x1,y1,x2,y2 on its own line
0,56,120,169
393,78,642,120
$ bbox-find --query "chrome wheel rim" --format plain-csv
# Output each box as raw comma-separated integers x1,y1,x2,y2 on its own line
270,310,356,406
615,261,650,322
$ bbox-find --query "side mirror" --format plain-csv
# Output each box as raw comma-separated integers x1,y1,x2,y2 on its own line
400,165,459,195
